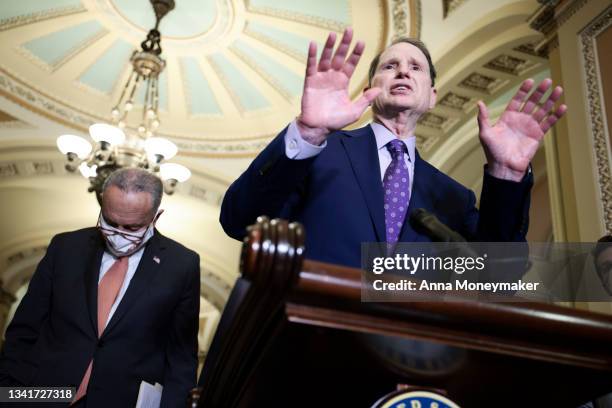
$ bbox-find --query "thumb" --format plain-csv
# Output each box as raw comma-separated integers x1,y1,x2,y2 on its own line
353,87,381,115
476,100,490,131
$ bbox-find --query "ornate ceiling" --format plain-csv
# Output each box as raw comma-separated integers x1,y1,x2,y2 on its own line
0,0,554,355
0,0,418,156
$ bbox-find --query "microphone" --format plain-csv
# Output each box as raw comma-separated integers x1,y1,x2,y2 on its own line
410,208,466,242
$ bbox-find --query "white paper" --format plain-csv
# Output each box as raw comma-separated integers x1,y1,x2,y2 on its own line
134,381,163,408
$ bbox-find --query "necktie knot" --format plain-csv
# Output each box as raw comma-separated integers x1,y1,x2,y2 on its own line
387,139,406,159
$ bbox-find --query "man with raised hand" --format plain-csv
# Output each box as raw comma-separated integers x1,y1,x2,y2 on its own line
220,28,567,268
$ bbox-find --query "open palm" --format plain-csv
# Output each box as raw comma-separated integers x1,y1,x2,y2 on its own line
477,79,567,181
297,29,380,145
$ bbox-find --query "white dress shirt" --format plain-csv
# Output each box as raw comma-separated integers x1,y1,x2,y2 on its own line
284,119,416,192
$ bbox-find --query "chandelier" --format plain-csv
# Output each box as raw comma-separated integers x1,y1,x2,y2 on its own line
56,0,190,204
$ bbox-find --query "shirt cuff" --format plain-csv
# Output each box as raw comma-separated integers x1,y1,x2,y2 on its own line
284,120,327,160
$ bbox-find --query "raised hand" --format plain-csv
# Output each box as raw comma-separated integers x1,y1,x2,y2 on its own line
477,78,567,181
297,28,381,145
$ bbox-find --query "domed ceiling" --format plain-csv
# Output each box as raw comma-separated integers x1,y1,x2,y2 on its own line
0,0,419,156
0,0,555,355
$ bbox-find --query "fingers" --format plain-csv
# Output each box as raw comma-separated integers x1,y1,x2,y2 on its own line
315,27,364,78
343,41,365,78
477,100,490,131
533,85,563,122
521,78,552,114
352,87,382,116
305,42,318,77
505,79,535,113
540,104,567,133
318,32,337,72
331,28,353,70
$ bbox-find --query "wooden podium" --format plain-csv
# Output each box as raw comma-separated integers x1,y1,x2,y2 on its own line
192,218,612,407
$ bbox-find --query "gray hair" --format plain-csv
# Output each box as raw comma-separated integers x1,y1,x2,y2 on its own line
102,168,163,214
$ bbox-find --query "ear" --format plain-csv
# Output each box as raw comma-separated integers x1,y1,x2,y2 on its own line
429,88,437,109
153,209,164,224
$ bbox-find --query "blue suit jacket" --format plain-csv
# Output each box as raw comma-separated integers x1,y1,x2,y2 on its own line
221,125,532,268
0,228,200,408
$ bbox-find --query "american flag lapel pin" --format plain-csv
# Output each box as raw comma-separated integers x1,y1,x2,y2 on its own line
153,256,160,264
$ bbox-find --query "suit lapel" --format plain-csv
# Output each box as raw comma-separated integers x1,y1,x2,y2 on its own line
340,126,386,242
399,151,437,242
101,231,165,338
84,232,105,337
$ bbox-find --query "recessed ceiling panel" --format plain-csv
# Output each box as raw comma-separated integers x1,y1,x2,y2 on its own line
208,53,270,112
22,20,105,67
180,57,221,115
0,0,82,23
231,39,302,100
78,39,132,94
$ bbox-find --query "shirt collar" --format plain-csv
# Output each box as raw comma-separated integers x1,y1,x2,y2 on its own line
370,122,416,162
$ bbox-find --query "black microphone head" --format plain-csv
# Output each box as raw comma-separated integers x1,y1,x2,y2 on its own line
410,208,428,222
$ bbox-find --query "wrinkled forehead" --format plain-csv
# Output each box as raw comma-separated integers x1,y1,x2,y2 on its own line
102,186,154,217
378,42,428,67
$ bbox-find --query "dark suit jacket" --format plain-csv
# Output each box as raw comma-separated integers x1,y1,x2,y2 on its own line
220,125,532,268
0,227,200,408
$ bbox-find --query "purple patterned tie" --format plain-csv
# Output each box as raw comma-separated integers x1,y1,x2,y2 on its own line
383,139,410,245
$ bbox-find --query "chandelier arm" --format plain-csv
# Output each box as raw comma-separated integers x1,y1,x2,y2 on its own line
142,77,152,132
116,70,137,111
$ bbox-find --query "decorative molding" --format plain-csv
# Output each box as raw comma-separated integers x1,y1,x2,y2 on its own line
458,73,505,94
0,163,19,177
0,5,87,32
527,1,559,54
556,0,590,28
390,0,420,40
442,0,468,19
0,120,32,129
0,160,65,179
0,157,230,207
415,134,439,153
243,25,305,63
200,269,232,310
418,112,447,129
0,284,16,306
580,6,612,233
15,28,109,74
188,185,224,207
0,68,271,157
438,92,472,112
6,246,47,268
484,54,537,76
514,42,548,58
0,69,98,130
528,0,589,55
390,0,409,39
245,1,349,32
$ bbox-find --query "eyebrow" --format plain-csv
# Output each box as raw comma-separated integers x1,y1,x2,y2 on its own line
379,56,423,67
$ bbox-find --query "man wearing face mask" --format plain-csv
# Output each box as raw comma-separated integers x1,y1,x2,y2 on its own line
0,168,200,408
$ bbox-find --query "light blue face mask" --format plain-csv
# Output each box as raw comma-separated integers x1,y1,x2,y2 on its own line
97,212,159,257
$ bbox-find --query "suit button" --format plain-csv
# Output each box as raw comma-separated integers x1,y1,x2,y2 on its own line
98,339,105,348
